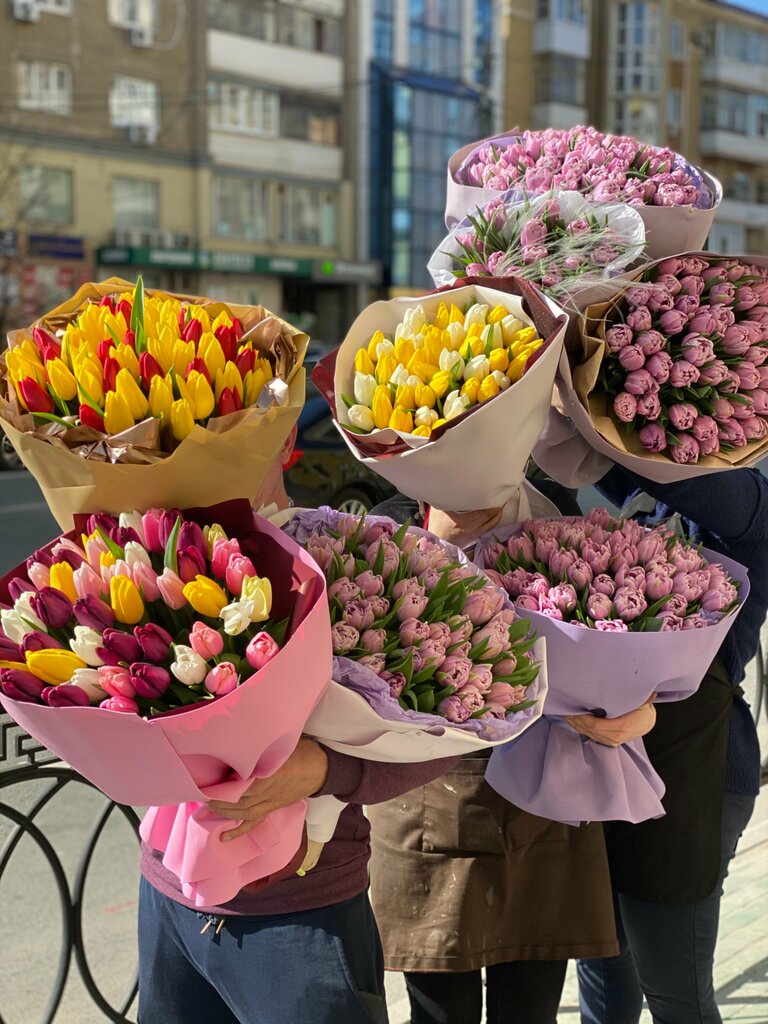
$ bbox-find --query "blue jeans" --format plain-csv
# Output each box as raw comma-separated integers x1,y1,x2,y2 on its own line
577,790,755,1024
138,880,388,1024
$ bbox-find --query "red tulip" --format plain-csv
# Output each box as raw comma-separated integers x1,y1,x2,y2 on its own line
103,356,120,393
79,403,105,431
235,347,255,378
18,377,54,414
231,317,243,341
123,329,136,350
215,325,236,363
116,298,132,323
33,327,61,362
183,318,202,343
99,295,116,311
185,356,211,383
217,387,238,416
98,339,115,363
139,351,163,390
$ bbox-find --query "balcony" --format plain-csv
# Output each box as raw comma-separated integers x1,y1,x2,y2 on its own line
701,58,768,95
532,102,587,130
533,20,590,59
208,30,342,96
208,131,342,181
717,197,768,228
699,130,768,164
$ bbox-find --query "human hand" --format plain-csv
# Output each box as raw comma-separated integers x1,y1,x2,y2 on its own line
207,739,329,842
566,694,657,748
427,506,504,548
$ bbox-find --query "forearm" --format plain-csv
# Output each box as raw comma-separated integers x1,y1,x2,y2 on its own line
316,749,461,805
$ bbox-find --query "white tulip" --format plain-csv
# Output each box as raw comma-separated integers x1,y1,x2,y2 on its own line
406,374,423,389
69,626,105,666
463,355,491,381
124,542,152,569
170,644,208,686
404,305,426,333
491,370,512,391
444,391,470,420
118,512,146,545
375,338,395,359
394,323,414,343
439,349,464,373
220,600,255,636
482,323,504,350
0,609,33,644
464,304,489,330
13,592,46,632
445,322,465,350
347,405,375,432
353,372,377,406
414,407,439,428
389,363,410,387
501,314,526,342
70,669,105,703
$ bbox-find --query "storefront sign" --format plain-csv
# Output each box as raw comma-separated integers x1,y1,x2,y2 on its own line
98,246,315,278
314,259,382,284
28,235,86,260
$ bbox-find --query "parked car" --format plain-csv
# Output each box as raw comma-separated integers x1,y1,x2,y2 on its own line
285,391,395,514
0,427,22,471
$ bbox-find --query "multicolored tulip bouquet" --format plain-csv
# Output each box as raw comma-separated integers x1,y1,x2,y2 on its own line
312,282,568,523
445,126,722,259
0,278,307,527
0,500,331,906
473,508,749,824
281,508,547,863
558,253,768,480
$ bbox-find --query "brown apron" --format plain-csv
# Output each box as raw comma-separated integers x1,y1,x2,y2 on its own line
368,754,618,973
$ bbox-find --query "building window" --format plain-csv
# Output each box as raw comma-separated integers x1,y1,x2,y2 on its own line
209,80,279,135
38,0,73,13
758,180,768,204
409,0,462,79
20,166,73,225
474,0,493,87
537,0,586,23
107,0,156,30
208,1,341,55
279,185,337,246
666,88,682,130
613,98,659,143
15,61,72,115
374,0,394,60
109,75,159,137
728,172,751,202
535,55,586,106
716,24,768,65
113,177,159,229
212,176,269,241
669,20,684,58
701,87,757,135
281,96,340,145
613,2,661,95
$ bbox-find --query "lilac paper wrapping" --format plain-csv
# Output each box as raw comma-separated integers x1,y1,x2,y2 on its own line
474,525,750,824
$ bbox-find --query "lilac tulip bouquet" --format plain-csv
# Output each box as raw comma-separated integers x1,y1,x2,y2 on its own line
473,509,749,825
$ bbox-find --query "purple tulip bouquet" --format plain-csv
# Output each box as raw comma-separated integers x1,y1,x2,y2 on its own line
473,508,749,825
428,190,645,303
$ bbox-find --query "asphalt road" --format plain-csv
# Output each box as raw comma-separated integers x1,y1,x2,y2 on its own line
0,470,61,576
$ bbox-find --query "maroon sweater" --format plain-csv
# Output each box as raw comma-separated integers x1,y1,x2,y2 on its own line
141,748,459,917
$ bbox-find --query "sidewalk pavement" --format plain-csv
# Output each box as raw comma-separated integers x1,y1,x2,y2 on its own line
385,642,768,1024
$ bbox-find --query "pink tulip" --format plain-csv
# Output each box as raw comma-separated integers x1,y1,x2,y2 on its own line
156,568,187,610
100,695,139,713
211,538,241,579
131,561,161,602
205,661,239,695
189,621,225,659
245,632,280,671
225,554,256,596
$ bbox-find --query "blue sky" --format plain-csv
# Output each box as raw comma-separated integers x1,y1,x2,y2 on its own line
724,0,768,14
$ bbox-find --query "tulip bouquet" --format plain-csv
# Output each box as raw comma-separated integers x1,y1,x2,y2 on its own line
445,126,722,259
0,277,307,528
559,253,768,480
472,509,749,824
0,499,332,906
312,282,568,520
281,507,547,863
428,190,645,304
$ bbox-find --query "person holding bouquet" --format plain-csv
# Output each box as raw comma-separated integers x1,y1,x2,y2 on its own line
534,416,767,1024
137,429,464,1024
367,481,657,1024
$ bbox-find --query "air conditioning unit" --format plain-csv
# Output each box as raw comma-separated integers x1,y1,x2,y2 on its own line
129,26,153,47
113,228,134,247
126,124,157,145
13,0,40,22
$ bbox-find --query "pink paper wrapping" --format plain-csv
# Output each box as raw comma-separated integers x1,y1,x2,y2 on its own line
0,506,332,906
473,526,749,824
444,133,722,261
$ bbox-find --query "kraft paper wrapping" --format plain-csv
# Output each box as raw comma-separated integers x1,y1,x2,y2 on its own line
320,282,567,516
1,278,308,528
444,133,722,262
556,252,768,483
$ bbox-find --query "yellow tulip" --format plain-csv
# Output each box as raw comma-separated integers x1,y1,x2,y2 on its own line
412,424,432,438
49,561,78,603
19,338,44,365
489,348,510,373
375,353,397,385
433,302,450,330
407,359,438,382
76,363,104,408
461,378,480,405
171,340,196,377
114,343,140,379
104,390,136,434
432,417,447,430
148,375,173,420
371,386,394,430
186,304,211,332
354,348,375,375
46,357,78,401
109,575,145,625
7,349,46,387
466,323,484,339
189,370,217,419
0,660,27,671
478,375,500,403
393,337,415,365
183,575,228,617
26,649,87,686
243,366,268,407
100,550,116,572
448,304,464,324
116,367,149,420
366,330,386,362
389,408,413,433
508,327,539,348
203,523,228,557
198,334,226,380
414,383,436,409
507,353,530,383
488,305,507,325
429,370,452,399
170,399,195,441
148,323,176,374
211,310,233,333
394,384,416,410
421,334,443,366
240,575,273,621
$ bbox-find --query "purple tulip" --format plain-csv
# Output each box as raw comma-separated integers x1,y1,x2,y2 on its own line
624,369,656,396
178,521,207,561
669,360,700,388
8,577,34,602
712,398,735,422
21,631,63,654
129,662,171,699
669,432,701,464
626,307,652,332
626,285,654,306
718,419,746,447
594,619,629,632
381,670,407,699
471,619,511,659
679,275,705,297
366,538,400,579
741,415,768,441
605,324,634,352
110,526,142,549
701,583,738,612
645,569,675,601
589,574,615,597
613,392,638,423
613,586,648,622
680,334,715,367
448,615,474,644
615,565,646,592
721,324,751,356
515,593,540,612
659,615,685,631
360,628,387,654
177,545,207,584
581,541,612,575
548,583,578,614
507,534,534,565
463,588,504,626
668,403,698,431
566,558,593,589
343,599,376,632
368,596,390,619
331,622,359,655
328,578,362,605
618,344,645,371
435,655,473,691
355,571,385,598
467,664,494,693
586,592,612,620
688,310,717,335
548,548,577,579
42,684,90,708
417,638,447,670
636,330,667,356
134,623,174,663
429,622,451,646
645,351,672,384
698,360,729,386
438,695,472,723
659,309,689,335
682,614,709,630
98,628,142,664
74,595,115,631
0,633,22,661
358,653,387,674
399,618,430,647
27,586,73,630
636,392,661,420
735,362,761,391
87,513,119,537
0,667,47,702
647,287,674,313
